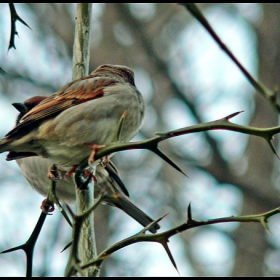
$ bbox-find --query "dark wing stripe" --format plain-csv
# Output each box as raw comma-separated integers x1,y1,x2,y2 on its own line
6,100,75,138
6,151,38,161
6,77,117,139
20,78,117,122
20,100,76,123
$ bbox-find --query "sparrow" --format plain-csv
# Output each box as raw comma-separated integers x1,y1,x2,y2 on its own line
0,64,145,172
7,95,160,233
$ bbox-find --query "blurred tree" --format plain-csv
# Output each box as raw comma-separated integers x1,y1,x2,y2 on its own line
0,3,279,277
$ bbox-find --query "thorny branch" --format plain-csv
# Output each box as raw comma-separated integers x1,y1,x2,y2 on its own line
66,110,280,275
2,109,280,276
3,3,280,276
180,3,280,112
8,3,31,50
67,204,280,275
0,166,59,277
77,111,280,176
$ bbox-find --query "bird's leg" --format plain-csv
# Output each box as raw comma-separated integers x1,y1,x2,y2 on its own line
45,165,63,213
65,165,78,179
48,165,61,180
84,143,105,164
82,168,97,182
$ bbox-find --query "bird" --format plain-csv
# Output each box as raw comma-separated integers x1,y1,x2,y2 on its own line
0,64,145,172
2,64,160,233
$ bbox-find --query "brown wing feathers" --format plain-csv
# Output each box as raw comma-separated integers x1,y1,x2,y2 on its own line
6,76,118,139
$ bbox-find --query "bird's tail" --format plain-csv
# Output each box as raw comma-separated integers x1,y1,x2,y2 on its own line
0,138,10,154
97,161,160,233
104,194,160,233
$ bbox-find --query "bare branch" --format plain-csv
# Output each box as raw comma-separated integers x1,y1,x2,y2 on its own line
8,3,31,51
180,3,280,112
71,3,97,277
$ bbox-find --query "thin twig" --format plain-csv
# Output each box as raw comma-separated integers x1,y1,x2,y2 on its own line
8,3,31,50
180,3,280,112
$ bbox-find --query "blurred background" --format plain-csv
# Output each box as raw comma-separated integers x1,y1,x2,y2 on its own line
0,3,280,276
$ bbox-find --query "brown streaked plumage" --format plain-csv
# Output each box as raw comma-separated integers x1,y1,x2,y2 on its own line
9,94,159,233
7,65,136,139
0,64,145,171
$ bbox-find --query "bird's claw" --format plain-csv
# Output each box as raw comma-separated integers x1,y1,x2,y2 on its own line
84,143,105,164
48,167,61,181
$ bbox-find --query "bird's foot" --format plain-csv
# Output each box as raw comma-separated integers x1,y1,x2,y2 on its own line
84,143,105,164
82,168,97,182
65,165,78,179
48,166,61,180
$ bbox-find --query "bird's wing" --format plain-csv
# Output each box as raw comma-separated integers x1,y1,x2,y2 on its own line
5,75,118,138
